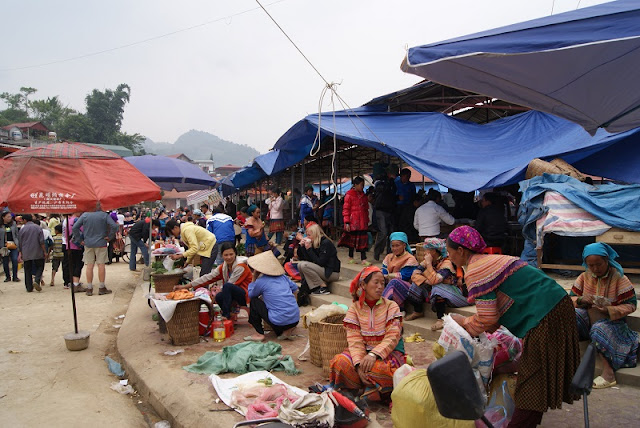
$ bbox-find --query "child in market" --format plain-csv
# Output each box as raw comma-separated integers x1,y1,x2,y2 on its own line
50,224,64,286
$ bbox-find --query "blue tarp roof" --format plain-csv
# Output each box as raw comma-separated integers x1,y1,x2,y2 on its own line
401,0,640,134
268,108,640,192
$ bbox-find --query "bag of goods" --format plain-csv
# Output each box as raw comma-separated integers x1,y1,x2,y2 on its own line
278,392,334,427
391,369,474,428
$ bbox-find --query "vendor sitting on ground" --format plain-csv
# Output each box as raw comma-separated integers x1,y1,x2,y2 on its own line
571,242,638,389
404,238,470,329
329,266,405,402
244,251,300,342
296,223,341,295
165,218,217,275
175,242,251,319
380,232,420,305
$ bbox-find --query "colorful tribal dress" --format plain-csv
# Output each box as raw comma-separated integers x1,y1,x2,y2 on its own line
571,267,638,371
380,251,419,306
407,257,469,312
461,254,580,414
329,297,405,401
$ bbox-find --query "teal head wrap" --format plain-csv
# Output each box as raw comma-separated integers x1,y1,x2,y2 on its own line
389,231,411,254
582,242,624,277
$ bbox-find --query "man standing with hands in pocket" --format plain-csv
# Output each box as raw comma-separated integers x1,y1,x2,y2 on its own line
73,203,118,296
18,214,47,292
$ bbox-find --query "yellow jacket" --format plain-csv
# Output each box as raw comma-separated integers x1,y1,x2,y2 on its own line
180,222,216,264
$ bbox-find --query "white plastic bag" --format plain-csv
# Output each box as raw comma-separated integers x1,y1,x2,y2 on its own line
475,333,497,386
438,314,476,361
393,363,416,388
162,256,174,272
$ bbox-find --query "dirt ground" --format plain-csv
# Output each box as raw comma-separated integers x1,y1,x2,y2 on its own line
0,260,159,427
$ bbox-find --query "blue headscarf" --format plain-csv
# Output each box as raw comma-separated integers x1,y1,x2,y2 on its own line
582,242,624,277
389,231,411,254
247,204,258,215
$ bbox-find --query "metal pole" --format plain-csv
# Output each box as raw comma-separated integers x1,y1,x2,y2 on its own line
65,214,79,334
291,168,295,220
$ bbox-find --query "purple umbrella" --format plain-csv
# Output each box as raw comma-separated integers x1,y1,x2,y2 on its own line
125,155,218,191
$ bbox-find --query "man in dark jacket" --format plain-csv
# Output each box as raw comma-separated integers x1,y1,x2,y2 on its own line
17,214,46,292
372,167,397,261
475,192,508,248
128,219,161,272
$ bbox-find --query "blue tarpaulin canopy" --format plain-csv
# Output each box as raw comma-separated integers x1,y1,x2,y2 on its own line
401,0,640,134
268,108,640,192
227,163,267,191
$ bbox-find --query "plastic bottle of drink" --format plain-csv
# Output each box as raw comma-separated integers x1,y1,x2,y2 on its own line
213,312,226,342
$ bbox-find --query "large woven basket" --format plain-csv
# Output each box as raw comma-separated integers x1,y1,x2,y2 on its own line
166,299,203,345
414,244,425,264
151,272,184,293
308,322,323,367
550,158,586,181
524,158,564,180
319,314,348,377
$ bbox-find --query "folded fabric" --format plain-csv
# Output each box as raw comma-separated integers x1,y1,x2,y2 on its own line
184,341,301,375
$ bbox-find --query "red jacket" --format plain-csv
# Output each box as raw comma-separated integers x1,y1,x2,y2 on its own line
342,188,369,231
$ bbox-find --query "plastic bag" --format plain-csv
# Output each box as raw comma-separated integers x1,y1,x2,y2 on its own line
475,380,514,428
487,326,523,370
438,314,476,362
393,363,416,388
163,257,174,272
110,382,134,395
279,392,334,427
391,369,475,428
475,333,497,387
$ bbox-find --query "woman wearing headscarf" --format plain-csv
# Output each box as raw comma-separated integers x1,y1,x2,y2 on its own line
329,266,405,401
338,176,370,266
244,205,280,257
404,238,469,329
446,226,579,428
244,251,300,342
380,232,420,304
571,242,638,389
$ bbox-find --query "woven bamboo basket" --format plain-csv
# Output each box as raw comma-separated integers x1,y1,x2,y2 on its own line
550,158,586,181
308,322,323,367
166,299,202,345
151,272,184,293
414,244,425,264
319,314,348,377
524,158,564,180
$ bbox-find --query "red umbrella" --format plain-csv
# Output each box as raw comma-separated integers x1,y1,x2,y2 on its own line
0,142,161,213
0,142,161,343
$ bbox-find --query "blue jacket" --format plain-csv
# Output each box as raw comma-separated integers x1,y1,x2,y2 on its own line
72,211,118,248
248,274,299,326
206,213,236,243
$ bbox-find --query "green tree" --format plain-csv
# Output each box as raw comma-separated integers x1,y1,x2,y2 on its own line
56,113,93,142
85,83,130,144
30,96,73,130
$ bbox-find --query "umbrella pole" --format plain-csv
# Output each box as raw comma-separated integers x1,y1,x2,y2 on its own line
65,214,79,334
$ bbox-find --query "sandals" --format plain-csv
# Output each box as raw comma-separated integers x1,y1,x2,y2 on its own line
405,312,424,321
592,376,616,389
430,319,445,331
243,335,265,342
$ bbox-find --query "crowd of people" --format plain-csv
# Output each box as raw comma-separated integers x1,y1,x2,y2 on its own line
2,176,637,427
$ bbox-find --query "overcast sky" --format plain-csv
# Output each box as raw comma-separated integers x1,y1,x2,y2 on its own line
1,0,609,153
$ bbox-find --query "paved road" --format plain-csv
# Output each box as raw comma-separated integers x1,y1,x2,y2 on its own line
0,260,155,427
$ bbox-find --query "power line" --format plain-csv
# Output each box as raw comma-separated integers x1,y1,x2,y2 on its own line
0,0,287,72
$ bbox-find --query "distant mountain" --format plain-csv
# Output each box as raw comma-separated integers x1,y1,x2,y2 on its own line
143,130,260,166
